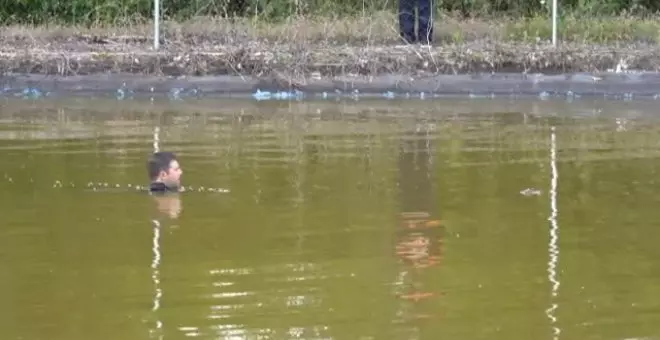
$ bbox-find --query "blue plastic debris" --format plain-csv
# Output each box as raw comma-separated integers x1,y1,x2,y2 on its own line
116,88,126,100
19,87,42,99
251,89,304,101
169,87,183,100
539,91,550,100
382,91,395,99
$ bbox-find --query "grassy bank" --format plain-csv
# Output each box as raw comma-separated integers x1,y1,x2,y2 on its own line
2,11,660,76
3,0,658,25
5,11,660,45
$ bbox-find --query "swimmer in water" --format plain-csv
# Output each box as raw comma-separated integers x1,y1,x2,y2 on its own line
147,151,183,194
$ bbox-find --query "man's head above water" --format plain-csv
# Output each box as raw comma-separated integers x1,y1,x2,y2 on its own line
147,151,183,192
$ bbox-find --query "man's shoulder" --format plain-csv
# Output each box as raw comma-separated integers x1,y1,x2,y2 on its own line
149,182,171,194
149,182,182,194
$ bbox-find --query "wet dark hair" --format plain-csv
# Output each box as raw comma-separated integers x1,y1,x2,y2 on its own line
147,151,177,181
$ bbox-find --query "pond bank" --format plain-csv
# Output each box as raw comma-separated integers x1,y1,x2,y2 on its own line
1,37,660,77
4,22,660,99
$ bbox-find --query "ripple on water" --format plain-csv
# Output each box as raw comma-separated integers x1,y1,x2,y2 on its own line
4,98,660,339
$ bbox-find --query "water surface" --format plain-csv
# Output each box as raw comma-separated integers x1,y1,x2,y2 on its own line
1,97,660,340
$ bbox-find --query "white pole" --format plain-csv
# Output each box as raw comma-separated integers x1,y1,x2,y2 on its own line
552,0,558,46
154,0,160,50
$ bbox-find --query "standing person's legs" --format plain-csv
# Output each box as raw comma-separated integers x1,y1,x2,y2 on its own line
398,0,416,43
417,0,434,44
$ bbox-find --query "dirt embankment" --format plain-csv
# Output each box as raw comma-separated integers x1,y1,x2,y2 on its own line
1,32,660,78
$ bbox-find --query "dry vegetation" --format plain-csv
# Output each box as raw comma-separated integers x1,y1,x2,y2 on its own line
2,11,660,77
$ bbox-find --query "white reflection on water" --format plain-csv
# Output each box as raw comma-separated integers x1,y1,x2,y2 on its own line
546,126,561,340
178,326,201,337
199,264,333,339
150,219,163,339
150,125,163,339
153,126,160,153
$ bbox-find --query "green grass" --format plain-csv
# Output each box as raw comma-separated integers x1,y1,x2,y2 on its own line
4,10,660,46
504,12,660,44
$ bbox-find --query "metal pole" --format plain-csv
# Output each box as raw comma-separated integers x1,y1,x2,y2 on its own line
552,0,558,46
154,0,160,50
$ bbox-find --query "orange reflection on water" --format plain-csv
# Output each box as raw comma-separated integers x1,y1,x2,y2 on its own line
393,211,444,324
396,212,443,269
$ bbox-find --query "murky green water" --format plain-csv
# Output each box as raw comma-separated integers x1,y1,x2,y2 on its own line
2,97,660,340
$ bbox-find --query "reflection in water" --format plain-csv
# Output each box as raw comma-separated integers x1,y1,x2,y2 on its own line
152,194,183,219
150,219,164,340
4,99,660,340
150,125,164,339
203,263,329,339
153,127,160,153
394,124,443,335
546,126,561,340
148,193,182,339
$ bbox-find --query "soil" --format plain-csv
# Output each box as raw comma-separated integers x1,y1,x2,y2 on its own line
1,33,659,77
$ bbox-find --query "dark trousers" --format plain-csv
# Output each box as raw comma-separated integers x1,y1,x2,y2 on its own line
398,0,433,44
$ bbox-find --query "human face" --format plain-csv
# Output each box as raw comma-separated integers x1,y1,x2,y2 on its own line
159,159,183,188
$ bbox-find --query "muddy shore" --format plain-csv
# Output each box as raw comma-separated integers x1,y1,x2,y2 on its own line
3,29,660,99
2,32,660,78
